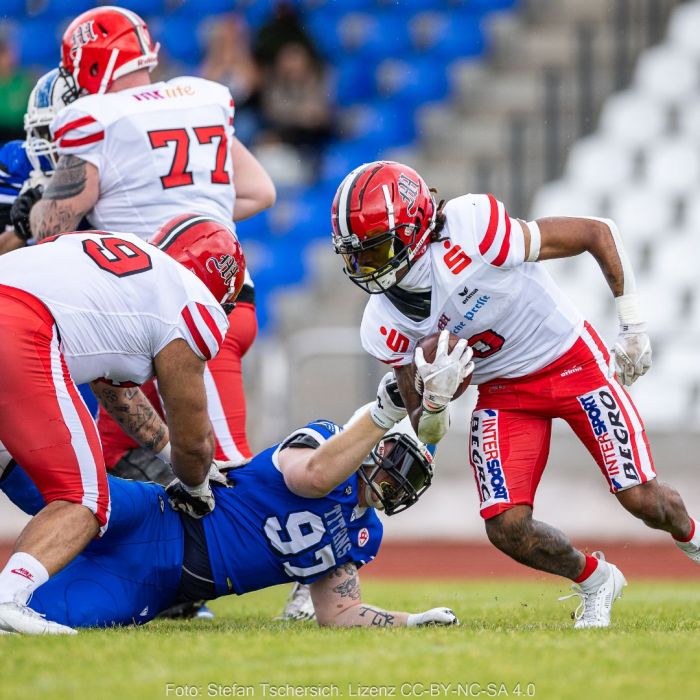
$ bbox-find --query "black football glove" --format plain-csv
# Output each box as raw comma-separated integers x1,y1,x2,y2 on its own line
10,185,43,242
166,463,233,518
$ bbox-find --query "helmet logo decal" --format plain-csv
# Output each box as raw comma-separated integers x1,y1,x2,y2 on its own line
397,173,420,216
71,21,98,53
206,254,239,288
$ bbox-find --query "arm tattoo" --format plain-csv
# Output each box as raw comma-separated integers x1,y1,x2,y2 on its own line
33,156,89,240
97,386,167,452
358,606,395,627
331,564,361,602
44,156,87,200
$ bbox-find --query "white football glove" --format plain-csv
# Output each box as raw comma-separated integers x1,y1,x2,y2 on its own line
369,372,407,430
407,607,460,627
415,330,474,412
610,323,652,386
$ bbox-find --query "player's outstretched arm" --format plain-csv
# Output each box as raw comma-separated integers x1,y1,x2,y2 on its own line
280,373,407,498
230,137,276,221
29,155,99,240
526,216,650,386
90,382,170,458
309,563,459,628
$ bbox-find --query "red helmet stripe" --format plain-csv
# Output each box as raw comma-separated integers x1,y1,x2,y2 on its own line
156,215,220,250
336,163,371,238
111,6,149,54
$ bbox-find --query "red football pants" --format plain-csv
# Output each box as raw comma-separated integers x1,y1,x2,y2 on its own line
469,322,656,519
0,285,110,531
98,301,258,469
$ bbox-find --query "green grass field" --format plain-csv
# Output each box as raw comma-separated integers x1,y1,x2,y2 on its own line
1,579,699,700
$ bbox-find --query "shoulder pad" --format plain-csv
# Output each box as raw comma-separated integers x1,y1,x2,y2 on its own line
280,433,321,451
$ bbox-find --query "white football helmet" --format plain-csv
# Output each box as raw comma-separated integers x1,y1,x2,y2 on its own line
24,68,77,176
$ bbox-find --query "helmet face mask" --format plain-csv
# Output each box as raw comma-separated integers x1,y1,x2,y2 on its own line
332,161,436,294
24,68,78,175
359,433,434,515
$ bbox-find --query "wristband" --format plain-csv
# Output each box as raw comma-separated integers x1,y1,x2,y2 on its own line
615,294,645,330
155,442,171,463
368,404,395,431
525,220,541,262
181,479,210,497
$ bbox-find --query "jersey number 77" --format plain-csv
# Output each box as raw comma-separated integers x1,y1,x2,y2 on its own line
147,125,231,190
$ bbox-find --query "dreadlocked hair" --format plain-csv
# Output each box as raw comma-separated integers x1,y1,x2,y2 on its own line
429,188,448,243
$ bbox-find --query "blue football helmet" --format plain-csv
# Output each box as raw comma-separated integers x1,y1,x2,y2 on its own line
24,68,77,175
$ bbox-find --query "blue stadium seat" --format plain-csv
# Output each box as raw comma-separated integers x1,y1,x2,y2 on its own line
319,141,380,186
410,11,486,58
105,0,168,16
453,0,519,10
339,101,416,150
300,0,375,11
150,17,203,66
18,21,61,67
304,9,342,59
375,57,450,105
378,0,443,9
173,0,239,16
2,1,28,19
35,0,97,20
337,12,411,58
333,57,378,105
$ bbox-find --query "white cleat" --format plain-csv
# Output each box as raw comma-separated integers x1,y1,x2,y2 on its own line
275,583,316,622
0,602,77,635
559,552,627,629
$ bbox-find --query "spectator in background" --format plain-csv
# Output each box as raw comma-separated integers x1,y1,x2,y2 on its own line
200,14,261,143
0,34,34,143
253,1,318,69
258,42,334,172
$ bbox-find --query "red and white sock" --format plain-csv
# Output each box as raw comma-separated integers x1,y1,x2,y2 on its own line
0,552,49,605
673,518,700,551
574,553,610,592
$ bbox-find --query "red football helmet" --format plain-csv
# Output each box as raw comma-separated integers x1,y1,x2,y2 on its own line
331,160,436,293
152,214,246,314
60,6,159,96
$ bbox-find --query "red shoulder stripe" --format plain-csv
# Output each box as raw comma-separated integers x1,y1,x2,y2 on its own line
478,194,500,256
59,131,105,148
490,214,512,267
182,305,212,360
53,115,97,141
195,302,224,350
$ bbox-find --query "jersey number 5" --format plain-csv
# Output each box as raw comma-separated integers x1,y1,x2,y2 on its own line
83,236,153,277
264,511,337,580
147,125,231,190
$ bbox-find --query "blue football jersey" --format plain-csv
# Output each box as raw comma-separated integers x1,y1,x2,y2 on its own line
0,140,32,206
203,420,383,596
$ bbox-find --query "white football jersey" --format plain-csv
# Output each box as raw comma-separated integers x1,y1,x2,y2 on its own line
50,77,236,239
360,194,584,384
0,231,229,385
